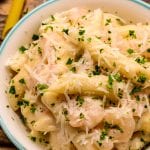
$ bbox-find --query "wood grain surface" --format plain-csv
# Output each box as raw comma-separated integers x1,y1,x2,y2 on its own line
0,0,149,149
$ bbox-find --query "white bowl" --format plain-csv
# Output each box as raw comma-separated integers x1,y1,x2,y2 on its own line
0,0,149,149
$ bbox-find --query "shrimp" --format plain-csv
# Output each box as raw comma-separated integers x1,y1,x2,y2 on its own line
104,107,135,143
67,96,104,129
73,130,114,150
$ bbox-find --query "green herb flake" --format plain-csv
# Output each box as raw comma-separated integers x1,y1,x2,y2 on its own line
99,48,104,53
113,73,122,82
87,37,92,42
116,18,124,25
117,88,123,98
19,46,27,53
30,136,36,142
130,86,142,95
50,15,55,21
76,96,85,107
100,131,108,140
105,18,111,26
93,65,101,75
9,86,16,94
62,108,68,116
20,114,26,125
57,57,61,60
78,37,84,42
128,30,136,39
70,67,76,73
112,125,124,133
97,141,102,147
135,57,147,64
19,78,26,84
108,30,111,34
79,29,85,35
37,84,49,90
107,75,114,89
17,100,29,107
147,48,150,53
79,113,84,119
30,104,36,113
104,122,123,133
135,95,140,101
32,34,39,41
66,58,73,65
62,28,69,35
96,36,101,39
31,120,35,125
127,48,134,54
38,47,42,54
51,103,55,107
137,74,147,84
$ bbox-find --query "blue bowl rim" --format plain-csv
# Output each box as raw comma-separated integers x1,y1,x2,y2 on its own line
0,0,149,149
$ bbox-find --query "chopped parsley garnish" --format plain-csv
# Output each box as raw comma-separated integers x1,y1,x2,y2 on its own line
116,18,124,25
20,114,26,124
79,113,84,119
79,29,85,35
96,36,101,39
62,108,68,116
100,131,108,140
108,30,111,34
118,88,123,98
19,78,26,84
105,18,111,26
127,48,134,54
30,136,36,142
113,73,122,82
135,95,140,101
30,104,36,113
37,84,49,90
45,26,53,32
9,86,16,94
128,30,136,39
50,15,55,21
87,37,92,42
93,65,101,75
51,103,55,107
104,122,123,133
57,57,61,60
70,67,76,73
32,34,39,41
107,75,114,89
108,37,111,41
62,28,69,35
31,120,35,125
130,86,142,95
147,48,150,53
78,37,84,42
99,48,104,53
19,46,27,53
75,53,82,62
137,74,147,84
97,131,108,147
38,47,42,54
17,100,29,107
76,96,85,107
135,57,147,64
66,58,73,65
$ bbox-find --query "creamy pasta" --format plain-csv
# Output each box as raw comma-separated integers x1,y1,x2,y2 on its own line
7,8,150,150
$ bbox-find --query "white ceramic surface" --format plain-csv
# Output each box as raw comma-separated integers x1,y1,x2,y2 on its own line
0,0,149,149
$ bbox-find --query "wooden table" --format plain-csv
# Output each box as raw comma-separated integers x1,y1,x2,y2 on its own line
0,0,149,149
